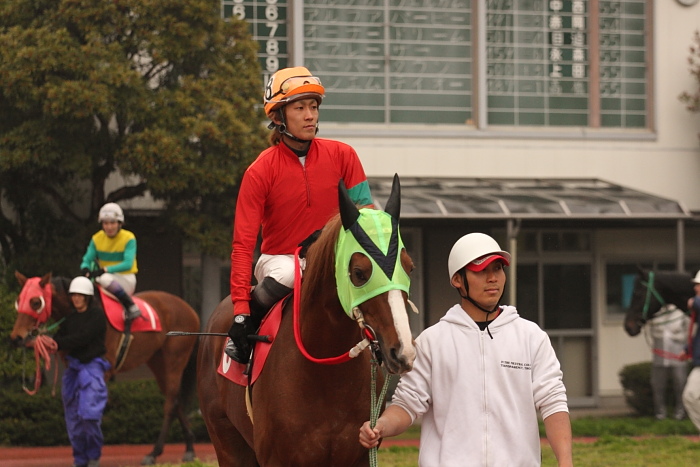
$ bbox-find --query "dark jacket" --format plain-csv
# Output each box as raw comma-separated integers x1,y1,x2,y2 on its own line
691,299,700,367
53,299,107,363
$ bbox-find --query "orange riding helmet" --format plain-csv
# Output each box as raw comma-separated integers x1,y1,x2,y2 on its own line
263,67,325,117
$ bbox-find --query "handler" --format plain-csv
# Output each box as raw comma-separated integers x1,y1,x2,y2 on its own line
683,271,700,432
38,277,110,467
359,233,573,466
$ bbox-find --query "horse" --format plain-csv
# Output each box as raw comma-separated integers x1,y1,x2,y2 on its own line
10,272,201,465
623,268,694,337
197,176,417,467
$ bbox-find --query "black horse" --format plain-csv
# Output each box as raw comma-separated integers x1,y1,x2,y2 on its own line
624,268,694,336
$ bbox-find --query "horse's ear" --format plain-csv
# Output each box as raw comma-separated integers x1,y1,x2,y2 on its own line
40,273,52,287
384,173,401,220
339,179,360,230
15,271,27,286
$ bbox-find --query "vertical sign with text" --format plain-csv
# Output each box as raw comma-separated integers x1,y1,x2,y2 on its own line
222,0,288,89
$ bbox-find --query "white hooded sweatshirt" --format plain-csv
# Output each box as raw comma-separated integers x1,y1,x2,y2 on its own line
391,304,568,467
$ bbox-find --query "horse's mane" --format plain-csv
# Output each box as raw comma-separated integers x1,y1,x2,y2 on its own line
637,269,694,316
53,275,70,294
302,214,343,299
642,269,692,294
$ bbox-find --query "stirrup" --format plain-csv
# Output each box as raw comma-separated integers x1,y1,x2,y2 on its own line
124,305,141,321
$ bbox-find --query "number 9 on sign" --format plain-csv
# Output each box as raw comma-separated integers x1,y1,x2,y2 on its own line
266,56,279,72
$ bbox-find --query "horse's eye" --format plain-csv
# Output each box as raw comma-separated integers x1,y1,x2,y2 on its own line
351,267,369,286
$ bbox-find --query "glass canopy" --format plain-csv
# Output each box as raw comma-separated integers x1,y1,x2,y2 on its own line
368,177,691,219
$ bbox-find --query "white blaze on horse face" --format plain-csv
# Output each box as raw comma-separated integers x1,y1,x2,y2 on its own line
387,289,416,367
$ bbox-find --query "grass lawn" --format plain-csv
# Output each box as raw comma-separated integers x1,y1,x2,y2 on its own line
162,416,699,466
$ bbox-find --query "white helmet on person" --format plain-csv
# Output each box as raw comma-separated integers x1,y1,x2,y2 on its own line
448,233,511,280
98,202,124,223
69,276,94,296
692,270,700,284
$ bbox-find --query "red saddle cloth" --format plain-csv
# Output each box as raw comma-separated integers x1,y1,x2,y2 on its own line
217,297,286,386
99,287,162,333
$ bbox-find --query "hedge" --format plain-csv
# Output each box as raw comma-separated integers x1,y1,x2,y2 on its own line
0,378,209,447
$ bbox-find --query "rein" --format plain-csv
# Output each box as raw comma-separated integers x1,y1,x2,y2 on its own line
292,246,373,364
641,272,667,321
292,246,393,465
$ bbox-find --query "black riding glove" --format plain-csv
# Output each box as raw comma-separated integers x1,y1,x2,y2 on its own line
80,268,91,277
92,268,106,277
228,314,252,340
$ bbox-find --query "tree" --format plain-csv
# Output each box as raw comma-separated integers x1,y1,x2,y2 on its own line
680,30,700,136
0,0,267,279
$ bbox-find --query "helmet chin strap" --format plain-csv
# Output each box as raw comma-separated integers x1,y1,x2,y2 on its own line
458,269,502,314
268,110,319,144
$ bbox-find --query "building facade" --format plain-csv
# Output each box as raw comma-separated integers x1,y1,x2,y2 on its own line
212,0,700,407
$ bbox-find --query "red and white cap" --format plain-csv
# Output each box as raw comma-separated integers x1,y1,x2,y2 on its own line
466,253,510,272
448,233,511,278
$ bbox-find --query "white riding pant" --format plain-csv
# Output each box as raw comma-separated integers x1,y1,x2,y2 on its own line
254,254,305,289
96,272,136,296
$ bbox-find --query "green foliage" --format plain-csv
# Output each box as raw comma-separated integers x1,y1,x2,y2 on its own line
569,415,697,437
0,0,267,275
0,383,67,446
542,436,700,466
618,360,694,418
103,378,209,445
0,378,209,446
619,361,655,416
680,30,700,114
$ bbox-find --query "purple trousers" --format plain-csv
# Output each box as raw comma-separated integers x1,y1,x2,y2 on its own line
62,356,110,466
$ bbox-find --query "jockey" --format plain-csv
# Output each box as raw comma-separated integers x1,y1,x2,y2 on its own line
226,66,374,364
80,202,141,322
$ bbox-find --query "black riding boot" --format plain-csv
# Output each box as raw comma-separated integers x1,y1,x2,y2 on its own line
225,277,292,364
106,280,141,322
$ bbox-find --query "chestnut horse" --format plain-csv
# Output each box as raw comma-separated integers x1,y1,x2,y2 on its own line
624,268,694,336
197,176,416,466
10,272,200,465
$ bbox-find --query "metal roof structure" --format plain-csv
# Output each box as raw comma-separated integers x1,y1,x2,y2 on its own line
368,177,691,220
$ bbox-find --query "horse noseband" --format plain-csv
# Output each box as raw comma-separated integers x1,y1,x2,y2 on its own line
354,307,383,366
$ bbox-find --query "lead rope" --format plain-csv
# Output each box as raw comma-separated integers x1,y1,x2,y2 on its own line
369,360,394,467
23,334,59,396
22,319,63,396
644,306,692,361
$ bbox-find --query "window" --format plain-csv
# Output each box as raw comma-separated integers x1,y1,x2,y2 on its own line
224,0,650,129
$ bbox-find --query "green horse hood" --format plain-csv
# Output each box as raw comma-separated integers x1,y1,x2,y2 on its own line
335,175,410,317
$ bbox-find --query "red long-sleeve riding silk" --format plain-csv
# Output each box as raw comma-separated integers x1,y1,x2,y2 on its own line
230,138,373,312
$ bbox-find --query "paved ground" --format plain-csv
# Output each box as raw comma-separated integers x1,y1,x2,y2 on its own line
0,440,420,467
